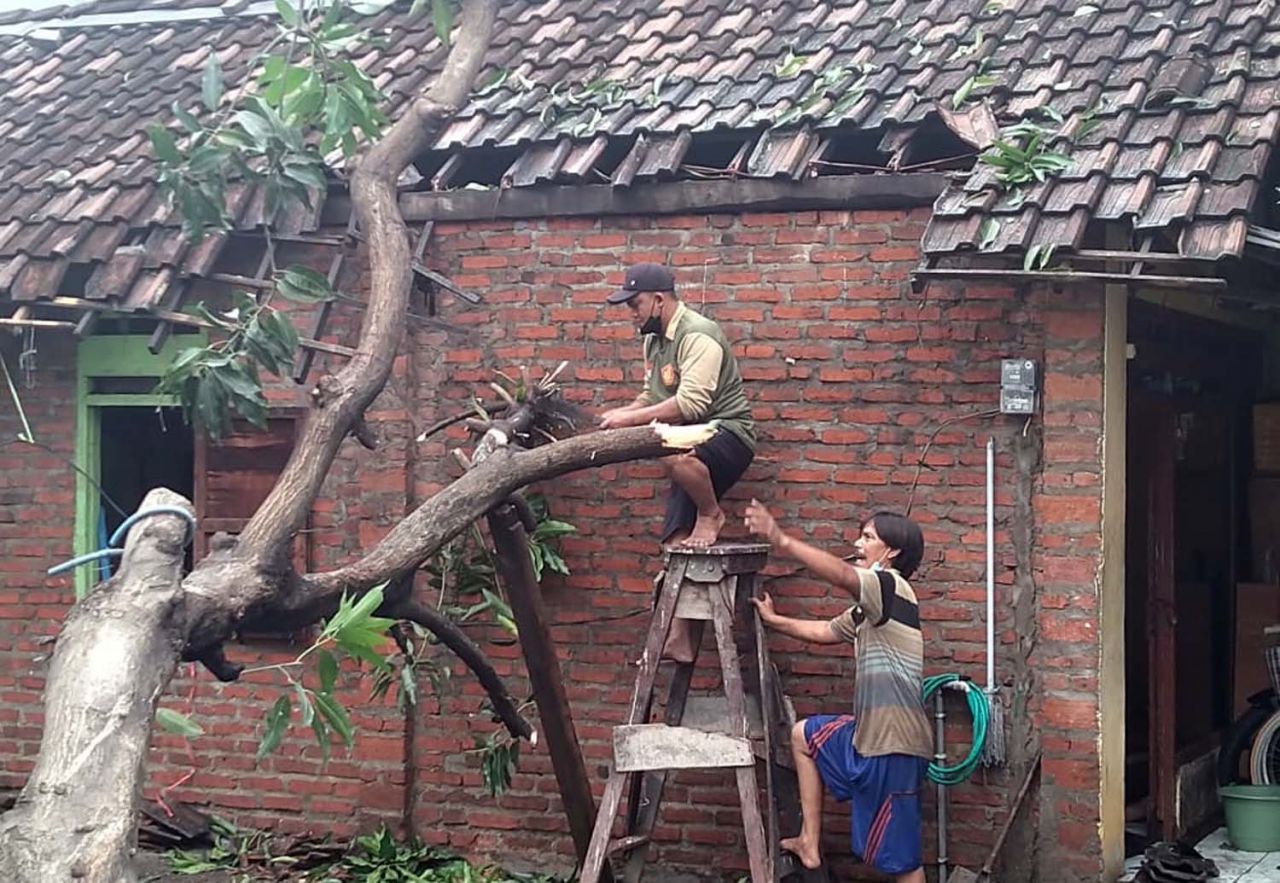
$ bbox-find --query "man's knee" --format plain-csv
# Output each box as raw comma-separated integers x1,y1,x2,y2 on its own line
791,720,810,755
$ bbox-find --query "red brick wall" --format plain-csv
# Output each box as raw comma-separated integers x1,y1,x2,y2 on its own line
0,207,1110,881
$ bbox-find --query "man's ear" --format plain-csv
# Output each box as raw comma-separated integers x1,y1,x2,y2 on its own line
885,547,902,563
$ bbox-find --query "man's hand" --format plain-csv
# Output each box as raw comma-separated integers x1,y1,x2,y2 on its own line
744,498,784,547
749,591,779,623
598,408,638,430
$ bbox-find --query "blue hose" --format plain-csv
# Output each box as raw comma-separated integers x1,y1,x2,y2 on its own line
49,506,197,577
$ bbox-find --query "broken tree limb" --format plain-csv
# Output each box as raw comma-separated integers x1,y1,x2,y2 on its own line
386,597,532,741
0,489,193,883
292,423,714,613
487,502,603,873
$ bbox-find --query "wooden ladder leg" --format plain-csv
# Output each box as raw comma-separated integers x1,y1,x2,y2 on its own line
622,625,703,883
580,558,690,883
711,578,771,883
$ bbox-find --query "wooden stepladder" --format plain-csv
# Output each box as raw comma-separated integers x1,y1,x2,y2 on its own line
580,543,780,883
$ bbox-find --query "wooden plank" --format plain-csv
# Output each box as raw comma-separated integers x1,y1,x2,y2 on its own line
612,725,753,773
622,645,700,883
581,772,628,883
913,267,1227,291
607,835,649,857
321,174,948,225
487,503,604,876
712,577,771,883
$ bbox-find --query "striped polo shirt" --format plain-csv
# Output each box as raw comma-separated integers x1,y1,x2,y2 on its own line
828,568,933,759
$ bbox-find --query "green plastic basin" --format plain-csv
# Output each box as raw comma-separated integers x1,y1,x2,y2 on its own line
1220,784,1280,852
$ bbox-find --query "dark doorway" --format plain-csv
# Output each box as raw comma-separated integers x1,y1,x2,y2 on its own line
98,406,195,574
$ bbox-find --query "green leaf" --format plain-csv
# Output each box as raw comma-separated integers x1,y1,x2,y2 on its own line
202,51,224,111
157,708,205,738
317,649,340,694
1023,244,1043,272
399,664,418,708
311,712,331,762
172,102,204,134
257,694,292,759
977,216,1000,250
313,691,355,749
235,108,275,149
277,265,335,303
347,583,386,625
295,682,315,727
148,125,180,164
432,0,454,48
275,0,299,27
282,160,328,193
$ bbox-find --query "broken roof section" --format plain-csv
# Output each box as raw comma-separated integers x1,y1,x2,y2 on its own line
1,0,1279,315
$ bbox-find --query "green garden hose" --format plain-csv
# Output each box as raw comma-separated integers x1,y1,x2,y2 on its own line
922,674,989,786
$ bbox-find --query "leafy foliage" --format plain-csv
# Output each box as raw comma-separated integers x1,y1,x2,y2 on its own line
167,823,575,883
537,77,628,138
773,63,874,128
426,494,577,637
978,104,1103,200
475,729,521,798
154,290,307,439
150,0,384,438
165,817,274,876
249,583,396,761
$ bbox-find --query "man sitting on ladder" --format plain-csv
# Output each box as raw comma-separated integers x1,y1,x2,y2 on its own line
745,501,931,883
599,262,756,661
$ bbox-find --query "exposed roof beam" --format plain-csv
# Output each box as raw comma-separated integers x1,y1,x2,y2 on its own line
322,173,948,224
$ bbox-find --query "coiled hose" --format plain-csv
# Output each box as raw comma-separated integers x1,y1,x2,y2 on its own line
922,674,989,786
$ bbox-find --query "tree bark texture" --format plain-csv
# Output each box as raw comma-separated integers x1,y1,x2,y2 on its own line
0,490,192,883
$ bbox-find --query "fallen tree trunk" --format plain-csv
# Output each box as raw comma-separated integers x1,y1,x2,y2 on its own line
0,424,709,881
0,489,192,883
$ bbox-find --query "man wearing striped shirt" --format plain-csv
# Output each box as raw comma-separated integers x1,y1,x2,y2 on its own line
745,501,931,883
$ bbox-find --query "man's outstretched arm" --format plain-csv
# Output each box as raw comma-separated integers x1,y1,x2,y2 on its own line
751,592,843,645
744,499,863,599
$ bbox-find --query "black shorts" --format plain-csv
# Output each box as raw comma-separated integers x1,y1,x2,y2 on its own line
660,427,755,543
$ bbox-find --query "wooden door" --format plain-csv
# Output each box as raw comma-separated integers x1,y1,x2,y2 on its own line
193,414,310,572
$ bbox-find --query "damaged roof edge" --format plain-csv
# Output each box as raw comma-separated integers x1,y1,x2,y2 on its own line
326,172,950,225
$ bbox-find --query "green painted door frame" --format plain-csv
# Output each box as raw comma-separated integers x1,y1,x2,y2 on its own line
73,334,204,598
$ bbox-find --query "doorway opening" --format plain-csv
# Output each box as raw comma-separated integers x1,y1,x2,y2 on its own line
95,406,195,579
1123,294,1280,855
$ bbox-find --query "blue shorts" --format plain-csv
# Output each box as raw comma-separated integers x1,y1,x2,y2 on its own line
803,714,927,876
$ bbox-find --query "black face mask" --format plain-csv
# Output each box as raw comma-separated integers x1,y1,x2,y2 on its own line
639,298,662,336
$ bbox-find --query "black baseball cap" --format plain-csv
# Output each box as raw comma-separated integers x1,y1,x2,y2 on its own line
606,263,675,304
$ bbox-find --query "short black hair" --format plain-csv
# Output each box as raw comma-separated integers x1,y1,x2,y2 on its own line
864,512,925,578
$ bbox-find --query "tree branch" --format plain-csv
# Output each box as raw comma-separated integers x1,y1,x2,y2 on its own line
233,0,500,560
276,424,714,621
387,598,532,741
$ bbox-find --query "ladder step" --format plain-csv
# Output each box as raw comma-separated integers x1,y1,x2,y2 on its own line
681,694,764,741
607,834,649,856
613,724,754,772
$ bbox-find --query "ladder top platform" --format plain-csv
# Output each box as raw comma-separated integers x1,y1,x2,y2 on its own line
663,542,772,557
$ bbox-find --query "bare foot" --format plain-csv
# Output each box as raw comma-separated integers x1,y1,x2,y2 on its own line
679,508,726,548
780,835,821,870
